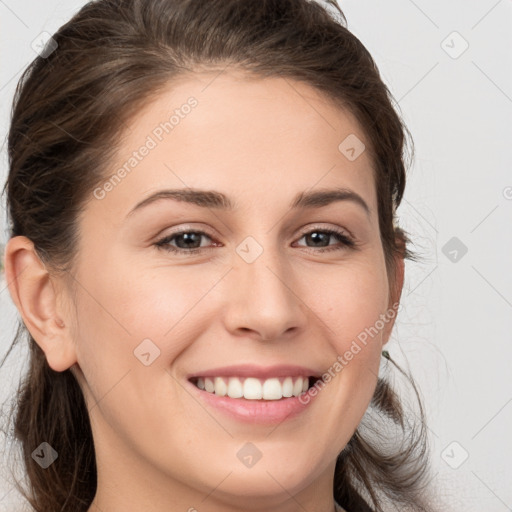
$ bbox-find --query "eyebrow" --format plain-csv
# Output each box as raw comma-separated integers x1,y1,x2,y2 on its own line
125,186,371,219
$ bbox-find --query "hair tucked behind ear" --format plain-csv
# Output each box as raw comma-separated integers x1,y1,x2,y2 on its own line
1,0,437,510
1,325,96,511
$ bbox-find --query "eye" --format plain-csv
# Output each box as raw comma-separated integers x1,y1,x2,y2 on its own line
155,230,217,255
154,226,357,255
293,227,356,253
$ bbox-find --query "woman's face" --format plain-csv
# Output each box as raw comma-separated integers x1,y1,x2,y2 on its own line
62,71,401,510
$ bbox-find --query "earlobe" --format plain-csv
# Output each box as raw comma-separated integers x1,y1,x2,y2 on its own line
3,236,77,372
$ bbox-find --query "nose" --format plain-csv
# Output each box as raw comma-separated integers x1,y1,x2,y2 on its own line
222,242,307,342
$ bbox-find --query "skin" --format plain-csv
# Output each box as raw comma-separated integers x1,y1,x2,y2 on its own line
4,70,403,512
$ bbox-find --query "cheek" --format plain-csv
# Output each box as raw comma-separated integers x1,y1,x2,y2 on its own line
303,257,389,417
72,258,216,376
309,257,389,353
70,260,201,442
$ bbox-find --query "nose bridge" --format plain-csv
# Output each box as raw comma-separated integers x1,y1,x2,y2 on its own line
226,233,304,339
243,240,288,299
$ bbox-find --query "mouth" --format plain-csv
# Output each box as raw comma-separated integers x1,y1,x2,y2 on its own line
188,375,321,401
185,364,323,423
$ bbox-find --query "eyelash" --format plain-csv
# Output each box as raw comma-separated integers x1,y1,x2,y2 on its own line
154,227,357,256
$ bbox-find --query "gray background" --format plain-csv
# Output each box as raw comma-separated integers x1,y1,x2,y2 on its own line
1,0,511,510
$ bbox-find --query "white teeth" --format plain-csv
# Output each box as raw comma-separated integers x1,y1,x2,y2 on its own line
262,378,282,400
204,378,215,393
244,377,262,399
227,377,243,398
282,377,293,397
214,377,227,396
292,378,303,397
194,376,311,400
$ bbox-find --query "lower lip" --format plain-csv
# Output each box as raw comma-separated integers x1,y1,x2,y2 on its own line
187,380,318,424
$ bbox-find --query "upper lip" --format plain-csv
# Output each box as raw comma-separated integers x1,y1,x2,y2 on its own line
186,364,322,380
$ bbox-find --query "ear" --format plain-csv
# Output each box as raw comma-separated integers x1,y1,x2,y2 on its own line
3,236,77,372
381,246,405,346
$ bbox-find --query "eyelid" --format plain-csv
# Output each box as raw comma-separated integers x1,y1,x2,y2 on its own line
155,224,217,240
297,223,354,239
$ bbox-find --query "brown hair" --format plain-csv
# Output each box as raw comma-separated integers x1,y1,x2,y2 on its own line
1,0,436,510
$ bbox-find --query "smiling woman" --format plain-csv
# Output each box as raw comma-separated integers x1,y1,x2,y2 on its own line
1,1,437,511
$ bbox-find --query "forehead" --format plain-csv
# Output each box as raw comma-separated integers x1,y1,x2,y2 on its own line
86,71,377,224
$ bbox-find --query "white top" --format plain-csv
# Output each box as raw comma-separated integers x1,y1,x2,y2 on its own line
335,502,347,512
